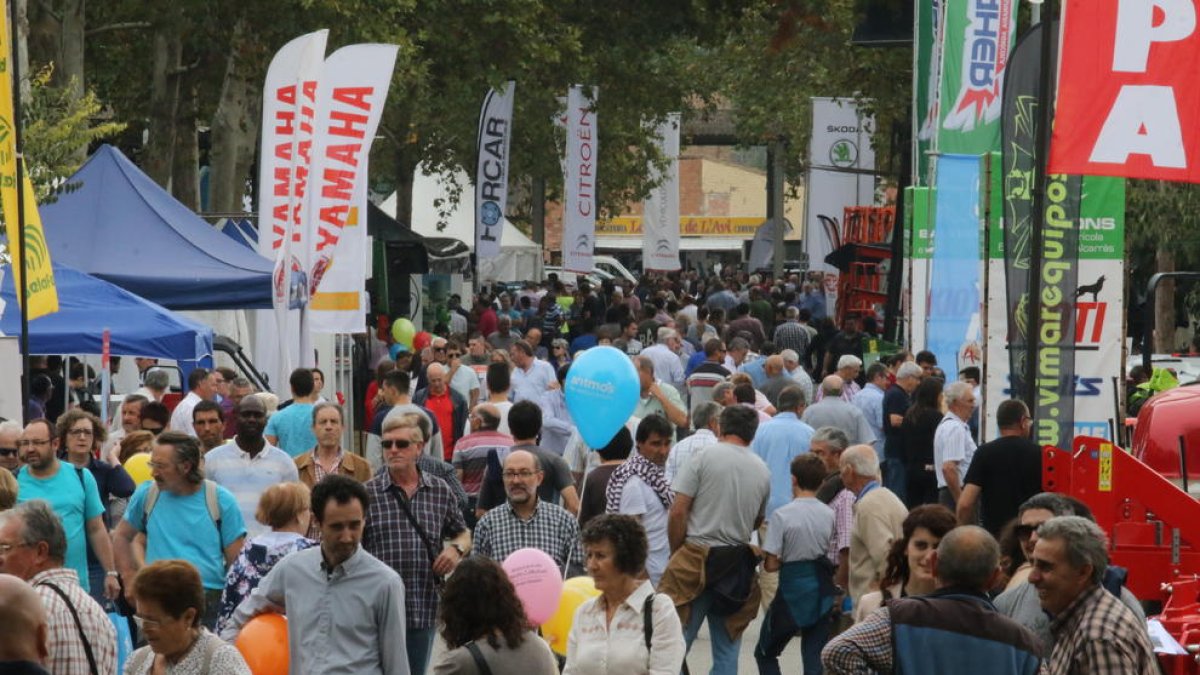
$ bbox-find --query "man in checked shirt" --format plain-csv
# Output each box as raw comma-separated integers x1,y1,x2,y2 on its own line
364,413,470,675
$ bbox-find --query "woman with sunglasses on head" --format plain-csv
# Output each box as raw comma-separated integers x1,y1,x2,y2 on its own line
853,504,957,622
548,339,571,371
126,559,251,674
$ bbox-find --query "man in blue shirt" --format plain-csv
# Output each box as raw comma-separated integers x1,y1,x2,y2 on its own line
15,419,120,599
751,386,816,609
852,363,889,462
265,368,319,457
112,431,246,629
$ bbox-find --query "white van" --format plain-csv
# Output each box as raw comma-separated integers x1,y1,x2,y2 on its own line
593,255,638,284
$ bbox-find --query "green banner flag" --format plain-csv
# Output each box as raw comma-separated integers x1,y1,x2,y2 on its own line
935,0,1017,156
913,0,941,186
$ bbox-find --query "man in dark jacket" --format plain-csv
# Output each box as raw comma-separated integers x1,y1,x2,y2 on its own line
822,525,1044,675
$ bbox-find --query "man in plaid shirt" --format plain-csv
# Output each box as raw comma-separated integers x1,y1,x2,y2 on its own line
364,413,470,675
0,500,117,675
1031,516,1156,675
472,449,583,576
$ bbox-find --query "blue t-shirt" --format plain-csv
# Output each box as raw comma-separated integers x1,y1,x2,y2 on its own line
124,481,246,590
264,402,317,458
17,462,104,592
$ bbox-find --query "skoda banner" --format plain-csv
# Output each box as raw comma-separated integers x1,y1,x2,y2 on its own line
806,98,875,274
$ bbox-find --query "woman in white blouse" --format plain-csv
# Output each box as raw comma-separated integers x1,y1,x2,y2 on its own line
563,515,684,675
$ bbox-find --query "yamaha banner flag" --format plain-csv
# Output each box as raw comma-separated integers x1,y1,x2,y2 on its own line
476,81,515,261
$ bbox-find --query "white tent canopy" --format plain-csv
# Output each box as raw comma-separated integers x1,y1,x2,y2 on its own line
380,164,542,283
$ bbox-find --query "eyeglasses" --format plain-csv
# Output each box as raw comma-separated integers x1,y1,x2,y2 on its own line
142,426,164,435
68,428,94,437
448,353,461,358
0,542,33,554
1014,524,1038,540
16,439,50,448
381,439,415,450
0,447,17,457
502,469,539,480
132,614,163,630
433,346,446,352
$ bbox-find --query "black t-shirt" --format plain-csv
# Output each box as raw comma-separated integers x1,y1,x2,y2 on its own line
826,331,864,372
882,384,910,460
964,435,1043,536
578,463,620,529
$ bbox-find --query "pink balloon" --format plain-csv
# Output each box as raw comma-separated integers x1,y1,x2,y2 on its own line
501,548,565,625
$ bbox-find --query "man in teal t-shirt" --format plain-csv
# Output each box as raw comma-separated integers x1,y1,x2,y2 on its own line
265,368,319,457
15,419,120,598
113,431,245,629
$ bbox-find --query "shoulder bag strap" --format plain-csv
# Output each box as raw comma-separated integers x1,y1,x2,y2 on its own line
36,580,99,675
643,592,655,652
465,641,495,675
389,487,442,566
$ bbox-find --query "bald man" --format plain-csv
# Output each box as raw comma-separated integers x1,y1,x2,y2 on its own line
415,362,468,455
802,376,876,447
759,355,794,408
0,574,51,673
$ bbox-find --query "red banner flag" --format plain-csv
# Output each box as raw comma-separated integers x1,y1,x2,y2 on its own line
1048,0,1200,182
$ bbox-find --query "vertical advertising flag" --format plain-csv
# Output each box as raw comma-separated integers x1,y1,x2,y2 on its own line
643,113,681,272
935,0,1017,155
306,43,398,334
0,3,56,319
806,98,875,274
928,154,982,373
255,30,327,389
913,0,942,185
563,85,597,274
476,81,515,262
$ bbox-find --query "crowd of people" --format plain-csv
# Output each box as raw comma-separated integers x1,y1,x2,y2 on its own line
0,268,1157,674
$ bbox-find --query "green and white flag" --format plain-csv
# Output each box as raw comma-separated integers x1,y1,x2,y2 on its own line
935,0,1017,155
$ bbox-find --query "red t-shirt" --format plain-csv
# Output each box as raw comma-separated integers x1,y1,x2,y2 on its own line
424,392,455,460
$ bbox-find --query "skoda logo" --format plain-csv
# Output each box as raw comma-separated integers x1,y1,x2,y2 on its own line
829,139,858,168
480,201,501,227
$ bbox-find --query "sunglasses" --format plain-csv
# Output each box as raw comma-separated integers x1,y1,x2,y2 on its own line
1015,524,1038,540
381,439,416,450
448,353,462,358
0,447,17,457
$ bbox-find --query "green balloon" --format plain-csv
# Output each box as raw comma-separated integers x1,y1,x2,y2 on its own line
391,318,416,347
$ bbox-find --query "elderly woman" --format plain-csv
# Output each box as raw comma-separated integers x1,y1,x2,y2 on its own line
548,338,572,371
216,482,315,633
854,504,957,621
125,560,251,674
563,515,684,675
433,556,558,675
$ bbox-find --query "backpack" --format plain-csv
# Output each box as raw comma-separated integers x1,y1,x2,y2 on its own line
144,479,223,528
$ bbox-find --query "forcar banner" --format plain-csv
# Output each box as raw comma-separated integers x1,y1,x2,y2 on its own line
306,44,398,334
563,85,597,274
476,81,515,261
935,0,1017,155
1049,0,1200,182
255,30,327,389
806,98,875,274
643,113,681,272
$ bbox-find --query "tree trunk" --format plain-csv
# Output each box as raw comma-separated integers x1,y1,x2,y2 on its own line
392,144,417,225
57,0,83,98
143,26,181,189
208,16,259,215
14,0,30,97
1155,245,1176,353
171,75,199,210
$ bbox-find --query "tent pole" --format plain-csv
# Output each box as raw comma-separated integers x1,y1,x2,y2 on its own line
9,1,30,422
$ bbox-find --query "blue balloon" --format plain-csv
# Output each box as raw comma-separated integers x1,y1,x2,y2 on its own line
565,346,640,449
389,343,408,360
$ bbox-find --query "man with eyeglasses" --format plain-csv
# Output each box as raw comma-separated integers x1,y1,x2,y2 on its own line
0,501,118,675
956,400,1042,535
472,449,583,576
14,419,121,600
364,413,469,675
0,419,22,473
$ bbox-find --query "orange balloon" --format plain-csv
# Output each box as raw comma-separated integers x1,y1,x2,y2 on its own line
235,613,289,675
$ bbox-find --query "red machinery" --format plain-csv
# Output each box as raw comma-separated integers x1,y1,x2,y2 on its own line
1045,436,1200,672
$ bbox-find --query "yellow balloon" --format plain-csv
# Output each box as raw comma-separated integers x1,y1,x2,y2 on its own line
542,576,601,656
123,453,153,486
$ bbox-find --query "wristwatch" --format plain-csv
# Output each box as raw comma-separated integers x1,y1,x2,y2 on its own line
105,570,120,578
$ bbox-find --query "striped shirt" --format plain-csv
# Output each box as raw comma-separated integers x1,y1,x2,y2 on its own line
203,441,299,538
31,567,118,675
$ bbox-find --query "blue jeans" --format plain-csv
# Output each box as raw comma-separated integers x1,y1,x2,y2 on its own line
681,589,741,675
406,626,437,675
754,596,832,675
882,457,907,505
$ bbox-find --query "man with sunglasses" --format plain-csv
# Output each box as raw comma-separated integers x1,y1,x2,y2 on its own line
0,419,21,473
956,400,1042,535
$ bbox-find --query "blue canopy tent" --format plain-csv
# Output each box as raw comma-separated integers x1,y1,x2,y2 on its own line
1,263,213,366
40,145,274,309
217,218,258,250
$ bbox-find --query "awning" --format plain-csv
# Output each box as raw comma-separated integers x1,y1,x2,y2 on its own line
594,237,746,251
